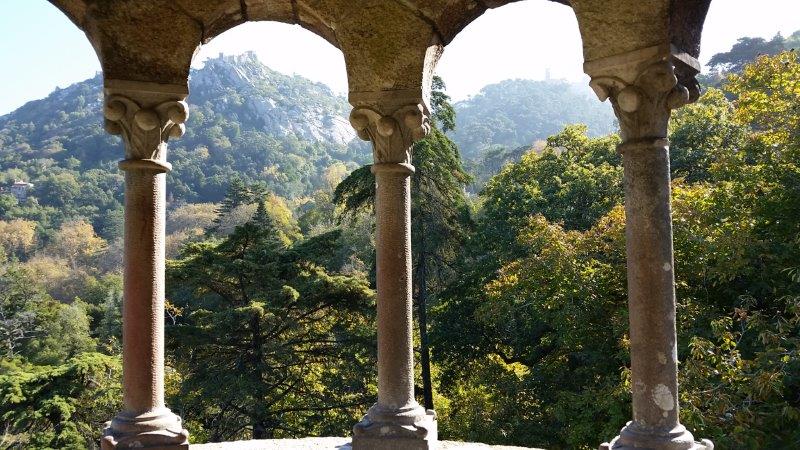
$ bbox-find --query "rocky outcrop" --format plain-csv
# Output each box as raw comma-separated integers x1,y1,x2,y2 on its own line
191,52,356,146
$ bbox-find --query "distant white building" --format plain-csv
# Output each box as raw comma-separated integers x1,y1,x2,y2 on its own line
9,180,33,202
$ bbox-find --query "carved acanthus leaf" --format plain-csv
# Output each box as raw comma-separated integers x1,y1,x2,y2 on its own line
591,60,698,142
349,104,431,165
104,94,189,165
586,45,701,142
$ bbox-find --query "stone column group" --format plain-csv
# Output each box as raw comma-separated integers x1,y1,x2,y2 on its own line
100,46,712,450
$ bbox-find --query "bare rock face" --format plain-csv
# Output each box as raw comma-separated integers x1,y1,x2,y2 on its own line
191,437,543,450
191,52,356,147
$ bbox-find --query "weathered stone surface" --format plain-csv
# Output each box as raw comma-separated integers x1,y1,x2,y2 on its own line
571,0,670,62
585,46,711,450
244,0,295,24
101,79,191,450
192,438,542,450
335,0,440,94
349,91,435,449
669,0,712,58
84,2,203,85
46,0,712,96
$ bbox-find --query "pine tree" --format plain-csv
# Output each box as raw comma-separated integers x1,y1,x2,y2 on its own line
210,178,252,232
166,214,375,439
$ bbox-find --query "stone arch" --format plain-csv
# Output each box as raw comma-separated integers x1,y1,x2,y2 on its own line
44,1,599,108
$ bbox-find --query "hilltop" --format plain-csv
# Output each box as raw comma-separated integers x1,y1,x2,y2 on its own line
0,52,366,207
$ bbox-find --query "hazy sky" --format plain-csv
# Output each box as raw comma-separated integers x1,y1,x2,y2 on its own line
1,0,799,114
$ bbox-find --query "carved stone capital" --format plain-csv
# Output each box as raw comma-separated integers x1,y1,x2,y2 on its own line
103,80,189,173
348,91,431,167
584,44,700,142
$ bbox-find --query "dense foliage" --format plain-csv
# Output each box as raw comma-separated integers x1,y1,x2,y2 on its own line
452,79,616,160
1,39,798,450
166,212,375,440
431,53,800,449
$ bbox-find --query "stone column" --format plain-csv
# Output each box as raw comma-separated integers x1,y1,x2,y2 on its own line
101,79,190,450
585,45,713,450
349,92,437,450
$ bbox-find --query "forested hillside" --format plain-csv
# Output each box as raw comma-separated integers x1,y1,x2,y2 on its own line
451,79,616,159
450,79,616,187
1,37,799,450
0,52,366,238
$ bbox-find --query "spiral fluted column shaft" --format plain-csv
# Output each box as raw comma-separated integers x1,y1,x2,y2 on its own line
101,79,189,450
121,167,168,413
373,163,416,410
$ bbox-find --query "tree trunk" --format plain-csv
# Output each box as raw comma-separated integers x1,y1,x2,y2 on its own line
250,312,269,439
414,172,434,411
253,422,269,440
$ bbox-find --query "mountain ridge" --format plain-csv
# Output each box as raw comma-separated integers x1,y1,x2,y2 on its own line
451,78,616,159
0,52,367,207
0,53,619,227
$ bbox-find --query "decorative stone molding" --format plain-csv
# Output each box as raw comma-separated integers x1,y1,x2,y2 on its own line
353,403,438,448
102,409,190,449
600,424,714,450
348,89,431,168
103,79,190,172
349,103,430,168
584,44,700,142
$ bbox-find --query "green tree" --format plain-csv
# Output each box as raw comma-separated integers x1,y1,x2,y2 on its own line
0,353,121,449
0,265,95,365
478,124,622,261
166,215,376,441
0,194,18,217
669,88,749,182
708,34,787,74
786,30,800,51
209,178,252,232
431,127,629,446
432,53,800,449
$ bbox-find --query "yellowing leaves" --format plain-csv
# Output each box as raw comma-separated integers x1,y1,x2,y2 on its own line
47,220,107,268
0,219,36,256
728,51,800,148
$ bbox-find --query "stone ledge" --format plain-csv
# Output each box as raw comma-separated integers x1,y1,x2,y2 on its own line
191,437,543,450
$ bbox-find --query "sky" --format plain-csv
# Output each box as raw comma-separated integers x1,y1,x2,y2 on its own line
0,0,799,115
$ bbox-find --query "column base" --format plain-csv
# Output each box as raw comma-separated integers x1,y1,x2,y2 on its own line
352,403,438,450
600,422,713,450
101,408,189,449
